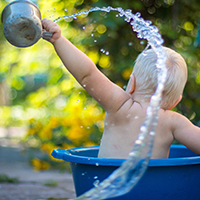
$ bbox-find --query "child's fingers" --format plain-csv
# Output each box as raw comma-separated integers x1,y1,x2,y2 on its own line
48,23,60,33
41,19,61,42
41,18,50,30
42,19,57,32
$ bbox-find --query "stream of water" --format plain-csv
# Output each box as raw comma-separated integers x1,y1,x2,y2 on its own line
54,6,167,200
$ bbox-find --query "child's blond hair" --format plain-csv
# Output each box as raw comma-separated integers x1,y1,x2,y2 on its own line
132,47,187,109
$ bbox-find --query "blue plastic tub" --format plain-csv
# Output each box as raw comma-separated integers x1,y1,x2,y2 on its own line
52,145,200,200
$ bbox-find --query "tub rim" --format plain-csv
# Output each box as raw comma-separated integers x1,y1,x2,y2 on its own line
51,145,200,167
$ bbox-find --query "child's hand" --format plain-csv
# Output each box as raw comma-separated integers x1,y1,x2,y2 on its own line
42,19,61,44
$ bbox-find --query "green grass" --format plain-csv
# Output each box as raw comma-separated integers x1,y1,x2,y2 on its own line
44,179,58,187
0,174,19,183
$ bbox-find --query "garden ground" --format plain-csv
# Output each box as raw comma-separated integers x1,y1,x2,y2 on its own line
0,127,76,200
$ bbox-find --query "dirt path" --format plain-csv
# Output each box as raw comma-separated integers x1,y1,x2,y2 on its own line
0,127,76,200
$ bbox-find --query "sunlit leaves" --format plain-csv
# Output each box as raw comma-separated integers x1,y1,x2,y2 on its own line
99,54,110,68
122,68,132,80
164,0,175,6
87,50,99,64
184,21,194,32
11,78,25,90
96,24,107,34
31,158,50,171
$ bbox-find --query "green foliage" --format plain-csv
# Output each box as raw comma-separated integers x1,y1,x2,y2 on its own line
0,174,19,183
1,0,200,169
44,180,58,187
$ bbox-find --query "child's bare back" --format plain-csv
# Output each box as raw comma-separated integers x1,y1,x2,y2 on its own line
98,101,172,159
98,92,200,159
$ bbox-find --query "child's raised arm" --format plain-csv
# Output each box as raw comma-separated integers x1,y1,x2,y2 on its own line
172,112,200,155
42,19,130,113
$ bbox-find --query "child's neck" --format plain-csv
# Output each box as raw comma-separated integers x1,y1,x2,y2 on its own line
131,93,150,106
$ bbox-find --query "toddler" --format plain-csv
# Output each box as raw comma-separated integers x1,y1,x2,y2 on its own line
42,19,200,159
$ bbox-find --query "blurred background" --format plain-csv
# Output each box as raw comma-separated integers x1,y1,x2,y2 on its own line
0,0,200,170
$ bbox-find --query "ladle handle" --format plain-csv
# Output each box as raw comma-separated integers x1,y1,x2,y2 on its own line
42,32,53,40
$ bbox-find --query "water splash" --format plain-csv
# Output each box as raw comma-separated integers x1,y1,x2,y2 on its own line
54,6,167,200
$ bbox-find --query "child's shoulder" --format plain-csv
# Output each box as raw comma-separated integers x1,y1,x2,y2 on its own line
160,109,190,128
160,109,182,119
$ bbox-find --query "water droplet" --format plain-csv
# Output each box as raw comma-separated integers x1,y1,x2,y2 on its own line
94,40,97,43
140,126,147,132
82,26,85,30
116,14,119,17
93,180,100,187
116,7,123,13
150,131,155,136
84,107,87,109
76,99,80,104
91,33,94,37
64,8,67,12
83,84,86,88
135,12,141,18
129,152,136,157
87,126,90,129
145,20,152,26
125,9,132,14
128,42,133,46
135,140,142,145
82,11,89,15
100,49,105,53
119,13,124,17
124,17,131,23
94,176,98,179
82,173,85,176
105,51,109,55
138,135,145,140
142,50,147,56
96,163,99,166
123,85,127,89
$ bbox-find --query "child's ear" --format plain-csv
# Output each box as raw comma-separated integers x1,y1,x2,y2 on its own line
168,95,182,110
129,74,136,95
